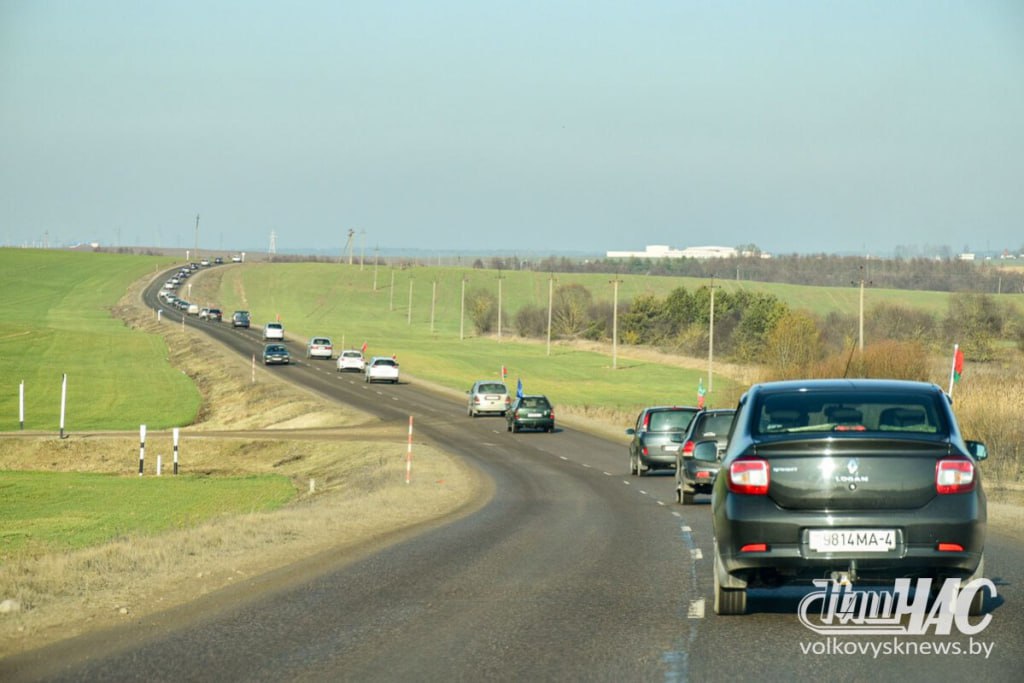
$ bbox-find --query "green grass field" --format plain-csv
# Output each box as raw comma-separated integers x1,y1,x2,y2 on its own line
213,261,1014,412
0,249,202,432
0,470,294,560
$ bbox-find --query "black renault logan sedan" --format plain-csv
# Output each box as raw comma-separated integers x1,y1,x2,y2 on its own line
710,379,988,615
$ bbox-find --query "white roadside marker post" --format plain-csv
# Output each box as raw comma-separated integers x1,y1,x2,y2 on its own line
59,373,67,439
173,427,180,475
139,424,146,476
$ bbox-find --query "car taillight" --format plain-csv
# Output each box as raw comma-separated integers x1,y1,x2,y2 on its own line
682,440,694,456
728,458,769,495
549,409,554,420
936,457,975,494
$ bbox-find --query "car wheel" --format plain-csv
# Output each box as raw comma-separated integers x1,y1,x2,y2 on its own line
713,544,747,615
964,554,986,616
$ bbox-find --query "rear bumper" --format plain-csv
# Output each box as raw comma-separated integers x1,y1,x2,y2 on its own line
714,490,986,585
640,452,677,469
513,418,554,431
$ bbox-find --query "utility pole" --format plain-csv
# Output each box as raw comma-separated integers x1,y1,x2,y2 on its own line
194,214,200,262
858,277,865,352
407,276,414,325
853,264,871,352
430,279,437,334
497,269,505,342
546,273,555,356
610,276,622,369
360,229,366,270
373,246,379,290
460,275,468,341
389,268,396,311
708,276,716,394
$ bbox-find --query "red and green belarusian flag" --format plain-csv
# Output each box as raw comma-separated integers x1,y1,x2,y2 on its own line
948,344,964,396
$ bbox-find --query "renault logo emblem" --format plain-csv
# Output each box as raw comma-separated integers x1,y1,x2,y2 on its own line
847,458,859,475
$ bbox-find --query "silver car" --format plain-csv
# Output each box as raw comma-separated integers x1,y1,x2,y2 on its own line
467,380,510,417
306,337,333,359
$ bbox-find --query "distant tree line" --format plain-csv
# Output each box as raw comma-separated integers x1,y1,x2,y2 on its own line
475,253,1024,295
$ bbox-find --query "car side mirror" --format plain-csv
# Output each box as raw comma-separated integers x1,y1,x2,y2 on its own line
689,440,718,462
966,440,988,461
625,428,636,436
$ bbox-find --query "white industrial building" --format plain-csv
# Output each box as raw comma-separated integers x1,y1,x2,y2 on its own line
606,244,740,260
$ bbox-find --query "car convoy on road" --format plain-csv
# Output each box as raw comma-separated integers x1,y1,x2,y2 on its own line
155,264,991,619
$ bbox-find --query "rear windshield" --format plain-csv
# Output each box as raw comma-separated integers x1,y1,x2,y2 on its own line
520,397,550,409
694,413,735,439
478,383,507,394
647,409,697,432
754,391,948,436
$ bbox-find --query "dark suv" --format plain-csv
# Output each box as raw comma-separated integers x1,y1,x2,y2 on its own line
676,408,736,504
232,310,250,328
626,406,701,476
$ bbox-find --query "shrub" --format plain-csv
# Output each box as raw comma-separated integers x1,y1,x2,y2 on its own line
514,304,548,338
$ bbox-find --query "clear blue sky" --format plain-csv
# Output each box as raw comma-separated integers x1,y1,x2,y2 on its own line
2,1,1022,257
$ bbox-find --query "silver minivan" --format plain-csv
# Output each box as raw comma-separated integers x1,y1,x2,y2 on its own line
467,380,511,417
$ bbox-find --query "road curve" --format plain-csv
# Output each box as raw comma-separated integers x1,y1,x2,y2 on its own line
3,267,1022,682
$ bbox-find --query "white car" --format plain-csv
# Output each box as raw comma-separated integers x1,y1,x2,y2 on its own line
263,322,285,341
306,337,333,359
364,356,399,384
336,349,366,372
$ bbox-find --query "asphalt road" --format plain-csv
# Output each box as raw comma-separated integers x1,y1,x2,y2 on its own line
4,268,1022,682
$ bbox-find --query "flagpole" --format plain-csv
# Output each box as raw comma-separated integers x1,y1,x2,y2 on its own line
947,343,959,396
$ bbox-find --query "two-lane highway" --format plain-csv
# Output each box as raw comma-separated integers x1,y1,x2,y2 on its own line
4,267,1021,682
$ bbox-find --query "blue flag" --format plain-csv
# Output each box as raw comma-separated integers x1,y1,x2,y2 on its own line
516,378,524,399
